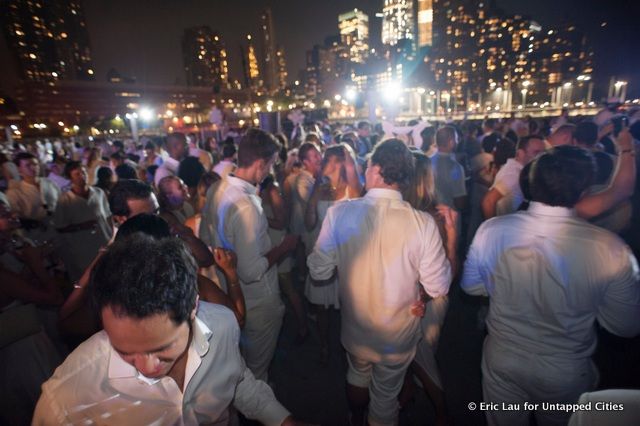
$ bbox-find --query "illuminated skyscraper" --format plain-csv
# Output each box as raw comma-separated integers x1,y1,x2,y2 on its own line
431,0,486,108
338,8,369,63
245,34,262,91
381,0,415,47
1,0,95,82
417,0,434,48
260,8,279,94
182,26,229,91
275,45,288,91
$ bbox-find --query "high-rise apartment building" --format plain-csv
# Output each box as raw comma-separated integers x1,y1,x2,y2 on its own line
275,45,288,91
245,34,262,91
182,26,229,91
417,0,434,49
260,8,279,94
381,0,415,47
1,0,95,82
338,8,369,63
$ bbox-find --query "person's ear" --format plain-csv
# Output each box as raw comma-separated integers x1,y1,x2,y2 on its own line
190,295,200,321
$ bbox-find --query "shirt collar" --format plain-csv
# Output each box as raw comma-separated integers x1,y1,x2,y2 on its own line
527,201,576,218
226,174,258,195
365,188,403,201
107,315,213,383
505,158,524,170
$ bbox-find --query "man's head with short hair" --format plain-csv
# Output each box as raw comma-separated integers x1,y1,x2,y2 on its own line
529,145,595,208
221,142,237,161
366,138,415,191
573,121,598,148
236,128,281,168
547,123,576,147
420,126,436,153
166,132,188,161
115,163,137,180
516,135,546,165
177,156,205,189
157,176,189,211
357,120,371,137
91,233,197,378
14,152,39,179
483,118,497,134
298,142,322,177
435,126,458,153
108,179,159,225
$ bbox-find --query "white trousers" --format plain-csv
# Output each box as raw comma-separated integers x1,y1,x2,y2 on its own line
482,336,598,426
240,297,285,382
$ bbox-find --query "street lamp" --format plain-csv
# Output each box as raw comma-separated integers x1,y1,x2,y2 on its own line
521,89,528,108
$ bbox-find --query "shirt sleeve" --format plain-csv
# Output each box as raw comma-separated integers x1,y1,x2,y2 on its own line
307,207,338,281
418,213,452,298
229,203,270,284
233,363,290,426
461,224,490,296
32,386,66,426
597,247,640,338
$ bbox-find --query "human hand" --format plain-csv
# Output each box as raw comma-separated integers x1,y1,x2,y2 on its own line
213,248,238,275
280,234,300,253
435,204,458,236
410,298,426,318
615,128,633,151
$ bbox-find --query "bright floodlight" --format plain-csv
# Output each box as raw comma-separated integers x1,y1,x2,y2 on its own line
139,107,154,121
345,88,357,101
382,81,402,102
417,87,426,95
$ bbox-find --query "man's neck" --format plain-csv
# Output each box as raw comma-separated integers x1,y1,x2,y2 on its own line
22,176,37,186
233,167,258,185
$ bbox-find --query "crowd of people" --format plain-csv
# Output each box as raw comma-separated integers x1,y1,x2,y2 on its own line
0,105,639,426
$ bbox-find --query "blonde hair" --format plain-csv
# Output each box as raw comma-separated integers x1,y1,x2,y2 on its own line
405,152,436,212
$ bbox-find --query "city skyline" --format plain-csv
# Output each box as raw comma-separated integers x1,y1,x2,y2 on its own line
0,0,638,98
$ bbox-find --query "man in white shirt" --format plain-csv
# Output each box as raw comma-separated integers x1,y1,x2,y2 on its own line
155,132,188,186
289,142,322,237
308,139,452,426
6,152,60,241
463,146,640,426
33,234,295,426
200,128,298,381
482,135,545,218
212,140,237,178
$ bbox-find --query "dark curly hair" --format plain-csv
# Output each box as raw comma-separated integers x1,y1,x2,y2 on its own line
370,138,415,189
530,145,595,208
90,233,198,325
108,179,154,217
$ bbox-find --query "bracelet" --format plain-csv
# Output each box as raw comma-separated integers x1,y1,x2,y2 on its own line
73,282,85,290
620,149,635,155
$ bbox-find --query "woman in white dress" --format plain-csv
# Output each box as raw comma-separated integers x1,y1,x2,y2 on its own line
304,144,362,364
403,151,459,426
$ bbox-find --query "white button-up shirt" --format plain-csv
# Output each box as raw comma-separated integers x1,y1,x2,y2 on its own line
6,178,60,220
154,156,180,186
33,303,290,426
491,158,524,216
462,202,640,360
308,188,452,364
200,175,279,308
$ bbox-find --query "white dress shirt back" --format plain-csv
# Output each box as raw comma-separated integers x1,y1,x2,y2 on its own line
308,188,451,364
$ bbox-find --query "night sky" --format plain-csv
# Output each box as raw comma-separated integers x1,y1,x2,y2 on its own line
1,0,639,97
